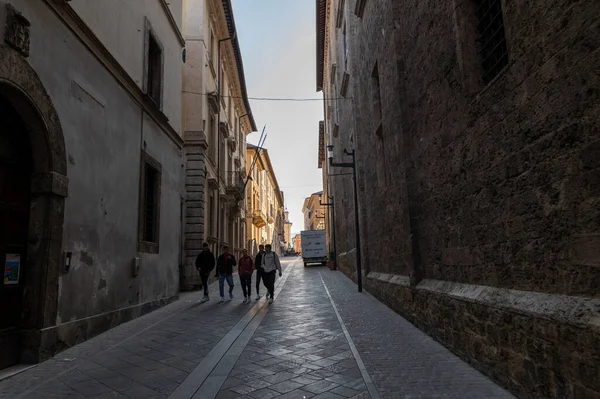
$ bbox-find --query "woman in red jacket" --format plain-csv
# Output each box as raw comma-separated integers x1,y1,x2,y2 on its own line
238,249,254,304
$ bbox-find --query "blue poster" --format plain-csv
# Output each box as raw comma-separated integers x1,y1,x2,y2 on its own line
4,254,20,285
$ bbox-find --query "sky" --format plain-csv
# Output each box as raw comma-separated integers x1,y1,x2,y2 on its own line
231,0,323,235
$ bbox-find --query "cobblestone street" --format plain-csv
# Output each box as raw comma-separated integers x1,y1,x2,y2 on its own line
0,258,513,399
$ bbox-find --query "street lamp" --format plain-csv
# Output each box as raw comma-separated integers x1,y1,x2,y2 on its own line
328,145,362,292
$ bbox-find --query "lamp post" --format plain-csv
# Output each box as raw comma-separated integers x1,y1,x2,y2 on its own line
216,34,235,252
320,195,337,267
327,145,362,292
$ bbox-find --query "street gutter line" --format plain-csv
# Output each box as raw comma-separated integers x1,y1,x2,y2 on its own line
320,273,381,399
169,260,297,399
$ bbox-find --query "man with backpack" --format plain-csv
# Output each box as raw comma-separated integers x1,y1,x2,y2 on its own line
261,244,282,304
195,242,215,303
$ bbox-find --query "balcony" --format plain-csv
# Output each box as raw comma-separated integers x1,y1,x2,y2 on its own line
252,209,268,228
226,171,245,201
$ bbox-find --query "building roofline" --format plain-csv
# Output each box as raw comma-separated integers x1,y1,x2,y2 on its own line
222,0,257,131
316,0,326,91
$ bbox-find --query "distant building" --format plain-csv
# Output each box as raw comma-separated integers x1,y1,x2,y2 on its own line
292,234,302,255
302,191,325,231
283,211,293,251
246,144,285,255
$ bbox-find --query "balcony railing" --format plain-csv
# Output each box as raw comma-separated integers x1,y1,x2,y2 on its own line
226,171,245,200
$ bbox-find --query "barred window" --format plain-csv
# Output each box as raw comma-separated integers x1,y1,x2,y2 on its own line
139,152,161,253
476,0,508,82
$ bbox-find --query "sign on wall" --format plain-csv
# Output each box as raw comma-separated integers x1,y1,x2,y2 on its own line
3,254,21,285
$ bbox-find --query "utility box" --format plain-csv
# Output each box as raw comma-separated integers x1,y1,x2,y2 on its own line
132,257,140,277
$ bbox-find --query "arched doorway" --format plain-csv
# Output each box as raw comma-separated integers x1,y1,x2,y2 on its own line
0,95,32,369
0,44,67,368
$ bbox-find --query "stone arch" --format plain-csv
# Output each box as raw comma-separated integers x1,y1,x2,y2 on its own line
0,44,67,362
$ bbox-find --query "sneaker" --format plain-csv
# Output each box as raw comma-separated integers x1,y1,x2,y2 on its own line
200,296,209,303
220,297,224,303
229,292,234,300
268,297,273,304
243,297,248,304
255,294,260,300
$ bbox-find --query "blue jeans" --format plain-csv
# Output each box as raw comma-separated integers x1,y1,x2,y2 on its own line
218,273,234,297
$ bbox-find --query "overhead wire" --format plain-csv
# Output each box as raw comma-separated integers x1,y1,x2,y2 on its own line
181,90,351,102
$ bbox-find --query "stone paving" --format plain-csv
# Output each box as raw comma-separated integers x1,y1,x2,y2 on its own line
0,258,514,399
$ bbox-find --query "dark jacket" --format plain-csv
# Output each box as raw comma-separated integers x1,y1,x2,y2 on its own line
195,250,215,275
255,251,265,271
216,253,237,275
238,256,254,276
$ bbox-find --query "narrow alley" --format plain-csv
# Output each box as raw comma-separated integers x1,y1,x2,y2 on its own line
0,259,512,399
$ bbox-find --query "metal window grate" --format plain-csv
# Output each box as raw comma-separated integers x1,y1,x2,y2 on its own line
143,164,158,242
476,0,508,82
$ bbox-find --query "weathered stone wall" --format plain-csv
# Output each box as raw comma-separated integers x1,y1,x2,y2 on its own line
323,0,600,397
364,275,600,399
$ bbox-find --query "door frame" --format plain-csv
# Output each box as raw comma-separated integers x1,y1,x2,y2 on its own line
0,44,67,363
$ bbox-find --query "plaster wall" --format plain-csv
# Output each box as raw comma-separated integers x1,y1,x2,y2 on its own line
69,0,183,133
0,0,183,340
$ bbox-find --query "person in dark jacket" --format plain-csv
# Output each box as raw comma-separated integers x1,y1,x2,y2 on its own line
216,245,237,302
254,244,266,300
195,243,215,303
238,249,254,304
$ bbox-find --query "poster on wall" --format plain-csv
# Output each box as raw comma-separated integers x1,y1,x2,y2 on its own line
4,254,20,285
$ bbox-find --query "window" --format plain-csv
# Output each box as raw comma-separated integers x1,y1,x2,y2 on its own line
209,30,215,62
336,0,345,28
371,62,382,131
209,113,216,162
208,194,214,236
476,0,508,82
144,20,163,108
355,0,366,17
139,151,161,253
342,22,348,71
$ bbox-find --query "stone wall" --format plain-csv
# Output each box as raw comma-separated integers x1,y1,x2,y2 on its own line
323,0,600,397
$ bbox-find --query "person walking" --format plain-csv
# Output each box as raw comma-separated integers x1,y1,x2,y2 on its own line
238,249,254,304
261,244,282,304
195,243,215,303
216,245,237,302
254,244,266,300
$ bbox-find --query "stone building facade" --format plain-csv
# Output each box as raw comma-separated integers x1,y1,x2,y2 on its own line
302,191,326,231
180,0,256,290
246,144,286,256
283,211,293,252
317,0,600,397
0,0,184,369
